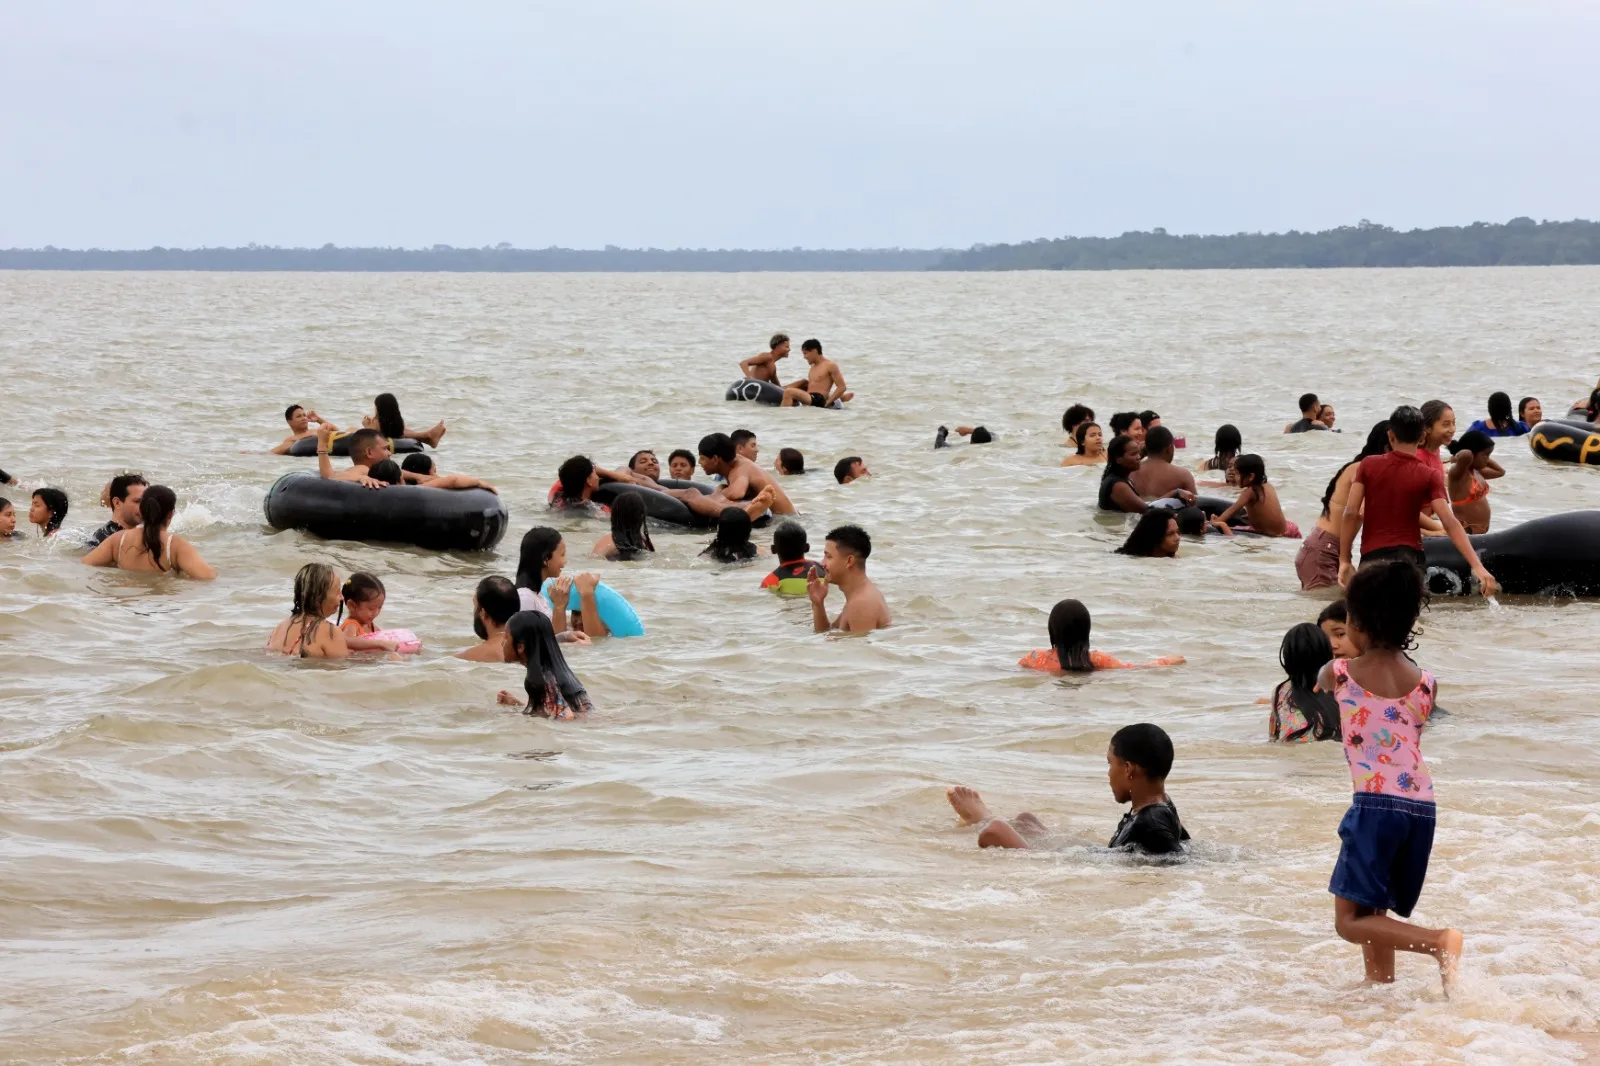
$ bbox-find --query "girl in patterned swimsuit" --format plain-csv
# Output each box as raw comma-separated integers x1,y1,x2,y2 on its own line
1018,599,1185,673
1316,559,1463,992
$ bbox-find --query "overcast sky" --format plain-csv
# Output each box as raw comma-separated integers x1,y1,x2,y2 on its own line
2,1,1596,249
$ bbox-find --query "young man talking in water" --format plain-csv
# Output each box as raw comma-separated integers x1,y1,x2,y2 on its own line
808,524,890,633
783,339,854,408
739,334,791,385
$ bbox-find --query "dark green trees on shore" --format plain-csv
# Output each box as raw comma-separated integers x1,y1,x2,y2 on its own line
3,219,1598,271
931,218,1600,270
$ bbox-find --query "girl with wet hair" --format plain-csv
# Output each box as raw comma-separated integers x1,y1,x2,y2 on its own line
1517,396,1543,427
1060,422,1106,466
1198,424,1242,479
266,563,399,657
496,611,594,719
363,393,446,448
1018,598,1184,672
338,572,388,636
0,498,17,539
1268,622,1340,743
29,487,68,537
1466,392,1527,438
701,507,758,563
591,489,655,561
81,485,216,579
1116,510,1180,558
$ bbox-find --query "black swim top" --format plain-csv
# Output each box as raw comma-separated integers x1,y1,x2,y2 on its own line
1288,418,1327,434
1098,468,1132,511
1108,798,1189,855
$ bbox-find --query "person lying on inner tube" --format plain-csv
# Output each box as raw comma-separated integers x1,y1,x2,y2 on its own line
393,452,498,493
577,435,792,520
317,423,496,493
271,404,327,454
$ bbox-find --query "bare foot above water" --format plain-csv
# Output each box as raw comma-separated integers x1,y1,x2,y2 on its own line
947,786,993,825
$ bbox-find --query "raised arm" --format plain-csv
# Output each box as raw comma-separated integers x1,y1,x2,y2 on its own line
1431,495,1499,596
315,423,339,480
739,352,772,378
807,571,833,633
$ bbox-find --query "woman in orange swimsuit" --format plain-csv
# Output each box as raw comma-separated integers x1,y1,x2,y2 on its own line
1445,430,1503,534
1019,598,1184,673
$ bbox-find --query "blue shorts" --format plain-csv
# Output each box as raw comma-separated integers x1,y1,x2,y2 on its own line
1327,793,1436,918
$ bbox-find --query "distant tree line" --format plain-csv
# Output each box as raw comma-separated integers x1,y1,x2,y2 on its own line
0,244,946,272
931,218,1600,270
3,219,1598,271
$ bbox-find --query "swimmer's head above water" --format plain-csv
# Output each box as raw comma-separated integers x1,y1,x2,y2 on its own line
1143,425,1175,461
1108,412,1145,444
1518,396,1542,425
1074,422,1104,456
731,429,758,462
556,455,598,503
1046,598,1094,672
667,449,695,481
628,450,660,481
0,498,15,538
1107,723,1176,803
1062,403,1095,436
697,433,737,479
834,456,870,484
775,447,805,476
1116,509,1180,558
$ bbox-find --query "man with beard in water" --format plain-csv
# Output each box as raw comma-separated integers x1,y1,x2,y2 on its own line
457,576,519,661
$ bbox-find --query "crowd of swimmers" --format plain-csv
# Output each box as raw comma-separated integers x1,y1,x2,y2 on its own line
9,358,1600,998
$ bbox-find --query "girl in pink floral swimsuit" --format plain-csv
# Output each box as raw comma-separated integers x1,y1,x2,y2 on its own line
1315,558,1463,993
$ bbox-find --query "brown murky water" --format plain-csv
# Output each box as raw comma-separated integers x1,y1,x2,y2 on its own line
2,268,1598,1063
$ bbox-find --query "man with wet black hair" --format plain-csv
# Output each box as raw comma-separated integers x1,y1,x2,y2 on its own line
775,447,805,475
272,404,326,454
1131,426,1196,499
1286,393,1328,433
808,524,889,632
730,429,758,463
457,575,524,661
834,456,870,484
86,473,148,548
738,334,792,385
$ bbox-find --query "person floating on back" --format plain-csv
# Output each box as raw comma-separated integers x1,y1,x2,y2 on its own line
807,524,890,633
1318,559,1463,992
945,723,1190,854
761,521,824,595
1336,405,1498,595
362,392,445,448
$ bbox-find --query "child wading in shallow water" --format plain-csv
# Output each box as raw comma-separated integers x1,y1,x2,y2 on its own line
1318,559,1462,992
946,723,1189,855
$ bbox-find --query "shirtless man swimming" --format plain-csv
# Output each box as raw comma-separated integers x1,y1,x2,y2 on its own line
781,339,854,408
1129,427,1197,499
739,334,792,385
807,524,890,633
